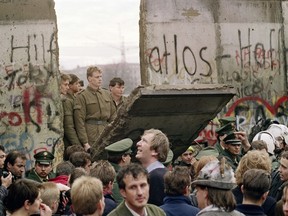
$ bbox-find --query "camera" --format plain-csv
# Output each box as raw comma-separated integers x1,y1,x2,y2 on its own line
2,171,9,178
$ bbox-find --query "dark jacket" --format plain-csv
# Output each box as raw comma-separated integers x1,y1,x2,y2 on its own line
236,204,266,216
160,195,200,216
148,167,167,206
103,194,117,216
232,185,276,216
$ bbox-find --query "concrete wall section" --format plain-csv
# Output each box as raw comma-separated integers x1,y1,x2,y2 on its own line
0,0,62,169
140,0,288,137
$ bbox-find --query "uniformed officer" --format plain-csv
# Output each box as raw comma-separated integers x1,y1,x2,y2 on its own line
215,116,237,154
26,150,56,183
219,133,242,171
105,138,133,204
74,66,116,152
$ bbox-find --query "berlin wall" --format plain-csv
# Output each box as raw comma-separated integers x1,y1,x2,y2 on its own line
0,0,62,168
140,0,288,144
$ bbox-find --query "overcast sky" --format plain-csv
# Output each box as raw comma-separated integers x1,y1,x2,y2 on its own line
54,0,140,69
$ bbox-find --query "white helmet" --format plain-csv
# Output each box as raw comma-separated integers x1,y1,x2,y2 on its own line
266,124,288,146
252,131,276,155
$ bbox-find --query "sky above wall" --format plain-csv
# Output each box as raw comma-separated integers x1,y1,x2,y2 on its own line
54,0,140,69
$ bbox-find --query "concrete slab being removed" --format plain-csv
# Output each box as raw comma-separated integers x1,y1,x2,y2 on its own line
91,84,235,159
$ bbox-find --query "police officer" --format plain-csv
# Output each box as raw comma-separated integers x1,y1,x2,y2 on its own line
219,133,242,171
74,66,116,152
26,150,55,183
105,138,133,204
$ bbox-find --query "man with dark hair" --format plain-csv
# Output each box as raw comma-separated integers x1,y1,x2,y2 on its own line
91,160,117,216
74,66,116,153
108,163,165,216
136,128,170,206
270,151,288,201
109,77,126,108
236,169,271,215
69,151,92,174
63,145,85,161
4,151,26,180
4,179,52,215
160,166,200,216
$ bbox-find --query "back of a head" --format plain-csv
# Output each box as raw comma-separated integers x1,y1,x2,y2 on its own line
251,140,268,152
117,163,148,190
41,182,60,212
69,167,88,186
242,169,271,201
64,145,85,161
90,160,116,186
252,131,276,155
71,176,103,215
144,128,169,162
56,161,75,176
69,151,91,168
4,179,41,214
164,166,191,196
235,150,271,185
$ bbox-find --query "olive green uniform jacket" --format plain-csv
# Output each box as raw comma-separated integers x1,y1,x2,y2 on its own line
26,169,56,183
110,162,123,204
63,92,81,148
74,86,116,145
107,201,166,216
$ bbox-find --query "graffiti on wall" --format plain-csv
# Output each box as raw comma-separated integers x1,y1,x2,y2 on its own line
0,26,63,169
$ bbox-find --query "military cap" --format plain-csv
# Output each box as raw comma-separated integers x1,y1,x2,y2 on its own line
162,149,174,166
192,158,236,190
34,151,54,165
219,116,236,126
223,133,241,145
195,146,219,160
215,116,236,135
105,138,133,156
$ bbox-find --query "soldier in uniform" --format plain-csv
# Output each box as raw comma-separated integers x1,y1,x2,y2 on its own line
26,150,55,183
219,133,243,171
109,77,126,109
74,66,116,152
62,73,82,149
215,116,237,154
105,138,133,204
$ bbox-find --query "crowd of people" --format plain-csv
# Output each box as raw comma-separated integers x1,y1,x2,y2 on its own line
2,65,288,216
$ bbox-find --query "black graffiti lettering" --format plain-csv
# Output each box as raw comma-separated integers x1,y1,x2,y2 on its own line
10,35,30,62
182,46,196,76
238,29,252,68
163,34,170,75
199,47,212,77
